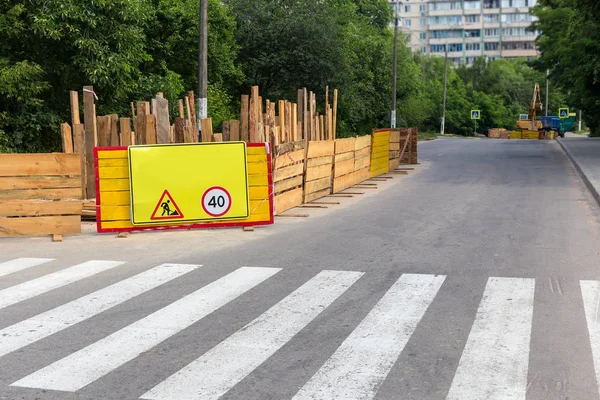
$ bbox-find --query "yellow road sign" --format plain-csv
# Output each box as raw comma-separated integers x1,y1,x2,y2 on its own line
128,142,249,225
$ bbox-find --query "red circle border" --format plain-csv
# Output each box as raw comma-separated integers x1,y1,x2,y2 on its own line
201,186,232,217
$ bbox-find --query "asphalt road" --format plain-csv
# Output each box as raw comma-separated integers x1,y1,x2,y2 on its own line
2,137,600,400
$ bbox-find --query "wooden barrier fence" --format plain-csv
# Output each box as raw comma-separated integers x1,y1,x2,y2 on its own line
303,141,335,202
370,129,391,177
0,153,83,239
273,141,306,214
399,128,418,164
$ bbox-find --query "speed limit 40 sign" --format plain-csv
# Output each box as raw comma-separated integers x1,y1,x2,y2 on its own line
202,186,232,217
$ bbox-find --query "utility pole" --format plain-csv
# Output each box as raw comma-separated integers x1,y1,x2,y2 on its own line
579,110,582,131
197,0,208,140
391,3,400,129
440,49,448,136
545,69,549,116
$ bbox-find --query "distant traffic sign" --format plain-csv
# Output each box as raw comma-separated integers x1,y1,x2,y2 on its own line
471,110,481,120
559,108,569,118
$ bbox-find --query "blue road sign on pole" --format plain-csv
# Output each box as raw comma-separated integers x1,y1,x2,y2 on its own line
471,110,481,120
559,108,569,119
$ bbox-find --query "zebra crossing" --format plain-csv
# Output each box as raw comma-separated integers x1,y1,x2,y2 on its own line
0,257,599,399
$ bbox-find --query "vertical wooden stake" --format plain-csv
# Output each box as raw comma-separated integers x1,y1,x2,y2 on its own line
83,85,96,199
285,101,291,143
241,94,249,142
174,117,185,143
61,123,73,153
291,103,297,142
333,89,338,140
73,123,85,199
200,118,213,143
145,114,157,144
325,86,329,140
188,91,197,138
120,118,132,146
131,102,136,119
250,86,259,142
70,91,80,126
178,99,185,119
278,100,285,144
109,114,119,146
223,121,230,141
230,120,240,141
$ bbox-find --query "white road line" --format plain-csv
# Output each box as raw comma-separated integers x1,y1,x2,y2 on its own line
140,270,364,400
445,277,535,400
0,263,199,358
292,273,446,400
11,266,281,392
0,258,54,277
580,280,600,394
0,260,125,310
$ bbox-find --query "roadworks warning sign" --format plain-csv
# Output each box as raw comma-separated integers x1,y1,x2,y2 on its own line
150,190,184,221
128,142,249,225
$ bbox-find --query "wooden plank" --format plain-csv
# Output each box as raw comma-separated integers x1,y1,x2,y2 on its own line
0,188,82,201
250,86,259,143
99,179,129,192
61,123,73,153
334,158,354,178
319,115,325,141
390,130,400,143
72,123,86,199
174,117,185,143
83,86,96,199
292,103,298,142
100,191,130,206
134,116,145,145
155,95,170,144
241,95,249,142
0,154,80,177
305,164,332,181
145,114,157,144
355,147,371,159
0,200,82,217
0,215,81,237
278,100,285,143
285,101,291,143
70,91,80,126
274,149,305,169
390,143,401,151
274,163,304,183
303,88,308,140
333,89,338,139
354,156,371,170
307,141,335,158
230,120,240,142
97,115,110,147
305,176,331,194
335,137,355,154
335,152,354,163
109,114,119,146
389,158,400,170
274,175,304,194
275,187,303,214
304,187,331,203
0,176,80,190
223,121,230,142
355,135,371,150
120,118,131,146
307,156,333,168
178,99,185,119
200,118,213,143
212,133,223,142
333,171,359,193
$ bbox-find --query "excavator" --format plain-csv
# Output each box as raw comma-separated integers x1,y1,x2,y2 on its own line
516,82,543,132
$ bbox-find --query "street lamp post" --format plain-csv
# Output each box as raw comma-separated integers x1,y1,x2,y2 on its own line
391,1,402,129
440,49,448,136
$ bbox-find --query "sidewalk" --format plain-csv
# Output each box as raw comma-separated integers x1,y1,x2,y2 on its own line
558,136,600,205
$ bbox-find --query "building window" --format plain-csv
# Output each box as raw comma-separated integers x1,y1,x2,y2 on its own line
483,0,500,8
465,29,481,37
484,14,499,23
429,16,463,25
420,32,427,40
465,15,480,24
405,5,411,12
484,28,500,36
420,18,427,27
448,43,463,52
420,4,426,12
430,44,447,53
464,1,482,10
430,29,464,39
485,42,499,51
430,2,462,11
466,43,481,51
422,46,427,53
404,19,412,27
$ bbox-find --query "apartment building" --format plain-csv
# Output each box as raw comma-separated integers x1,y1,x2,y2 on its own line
391,0,539,65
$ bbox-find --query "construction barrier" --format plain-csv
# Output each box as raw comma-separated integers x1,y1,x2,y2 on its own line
303,141,334,202
389,130,401,170
0,153,83,239
521,130,540,140
273,141,305,214
399,128,418,164
94,143,273,233
370,129,390,177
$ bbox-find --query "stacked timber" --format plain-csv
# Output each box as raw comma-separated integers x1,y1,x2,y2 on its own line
488,128,511,139
398,128,418,165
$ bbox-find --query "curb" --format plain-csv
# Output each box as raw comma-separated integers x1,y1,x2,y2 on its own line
557,138,600,206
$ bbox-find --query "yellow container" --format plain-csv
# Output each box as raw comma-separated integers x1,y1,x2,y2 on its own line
509,131,522,139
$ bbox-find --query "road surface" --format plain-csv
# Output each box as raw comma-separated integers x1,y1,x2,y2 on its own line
1,138,600,400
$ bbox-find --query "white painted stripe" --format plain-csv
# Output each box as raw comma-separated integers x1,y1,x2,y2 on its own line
445,277,535,400
580,280,600,394
12,266,281,392
140,269,364,400
0,263,199,358
0,258,54,277
292,273,446,400
0,260,125,310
